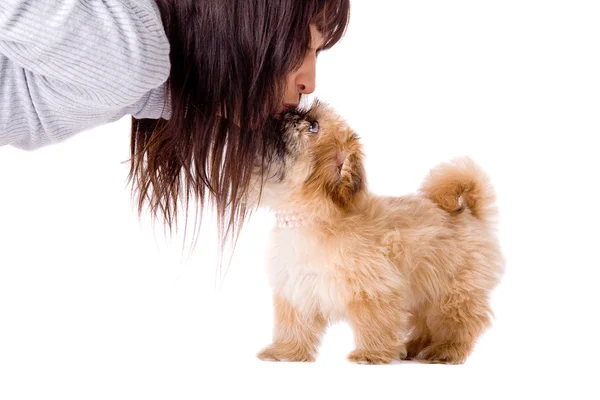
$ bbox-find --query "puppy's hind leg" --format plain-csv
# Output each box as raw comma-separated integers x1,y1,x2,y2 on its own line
257,294,327,362
403,307,432,360
416,289,492,365
346,294,409,365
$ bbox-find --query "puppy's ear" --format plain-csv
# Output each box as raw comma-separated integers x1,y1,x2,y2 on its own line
328,150,367,209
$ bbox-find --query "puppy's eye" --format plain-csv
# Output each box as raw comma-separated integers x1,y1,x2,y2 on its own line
308,120,320,134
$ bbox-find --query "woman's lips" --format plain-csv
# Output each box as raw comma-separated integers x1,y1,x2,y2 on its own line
274,104,299,119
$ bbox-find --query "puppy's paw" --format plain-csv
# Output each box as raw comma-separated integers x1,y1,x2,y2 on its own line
397,344,408,360
347,349,396,365
415,343,469,365
403,338,429,360
257,343,315,362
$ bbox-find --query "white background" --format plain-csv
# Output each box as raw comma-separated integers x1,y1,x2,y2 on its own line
1,1,599,399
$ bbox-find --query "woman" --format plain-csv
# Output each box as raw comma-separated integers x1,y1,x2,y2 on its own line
0,0,351,245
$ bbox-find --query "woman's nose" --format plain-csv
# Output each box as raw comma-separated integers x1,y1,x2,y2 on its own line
295,61,316,94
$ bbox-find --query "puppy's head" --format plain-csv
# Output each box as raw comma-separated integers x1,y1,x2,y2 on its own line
264,99,367,211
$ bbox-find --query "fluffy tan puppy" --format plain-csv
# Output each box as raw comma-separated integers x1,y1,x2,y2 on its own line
253,100,505,364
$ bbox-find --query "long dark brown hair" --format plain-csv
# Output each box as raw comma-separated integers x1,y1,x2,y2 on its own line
128,0,350,251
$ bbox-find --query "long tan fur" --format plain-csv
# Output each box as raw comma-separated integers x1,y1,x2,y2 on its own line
254,100,505,364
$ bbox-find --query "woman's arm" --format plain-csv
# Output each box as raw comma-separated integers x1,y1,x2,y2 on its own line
0,0,171,107
0,0,171,149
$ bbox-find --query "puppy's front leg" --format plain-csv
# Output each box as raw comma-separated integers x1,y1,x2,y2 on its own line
257,294,327,362
346,296,408,365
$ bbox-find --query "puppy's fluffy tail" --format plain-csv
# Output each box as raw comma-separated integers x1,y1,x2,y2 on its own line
419,157,497,224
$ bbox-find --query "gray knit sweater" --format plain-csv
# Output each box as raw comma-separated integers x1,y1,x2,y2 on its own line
0,0,172,150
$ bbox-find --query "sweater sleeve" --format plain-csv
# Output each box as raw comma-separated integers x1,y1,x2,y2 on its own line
0,0,170,106
0,0,171,149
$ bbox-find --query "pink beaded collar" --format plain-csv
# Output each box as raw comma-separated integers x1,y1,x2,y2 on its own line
274,209,307,229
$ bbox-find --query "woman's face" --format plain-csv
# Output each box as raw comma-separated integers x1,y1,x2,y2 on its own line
282,25,325,112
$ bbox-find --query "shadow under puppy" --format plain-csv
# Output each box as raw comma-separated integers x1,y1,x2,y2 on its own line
252,100,505,365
